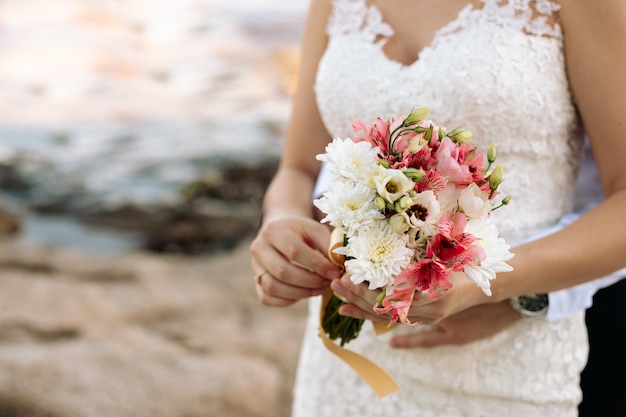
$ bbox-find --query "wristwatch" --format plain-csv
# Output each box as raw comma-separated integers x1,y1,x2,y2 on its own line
509,293,549,321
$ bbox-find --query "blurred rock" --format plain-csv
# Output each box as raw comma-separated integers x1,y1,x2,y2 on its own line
0,205,21,236
0,151,279,254
0,240,307,417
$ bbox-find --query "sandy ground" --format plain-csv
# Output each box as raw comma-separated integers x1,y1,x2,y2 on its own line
0,238,307,417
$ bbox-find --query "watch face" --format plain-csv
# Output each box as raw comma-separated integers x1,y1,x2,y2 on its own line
518,294,549,312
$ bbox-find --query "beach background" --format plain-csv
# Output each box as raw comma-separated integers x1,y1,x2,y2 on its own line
0,1,310,416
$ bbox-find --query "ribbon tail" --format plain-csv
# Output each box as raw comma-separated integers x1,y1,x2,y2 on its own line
372,321,398,336
319,288,400,398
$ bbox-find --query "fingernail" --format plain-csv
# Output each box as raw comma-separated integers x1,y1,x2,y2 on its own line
311,288,327,296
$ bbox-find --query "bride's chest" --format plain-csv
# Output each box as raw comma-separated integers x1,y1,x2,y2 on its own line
315,19,572,148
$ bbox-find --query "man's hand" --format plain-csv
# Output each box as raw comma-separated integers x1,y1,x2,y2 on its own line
389,300,522,348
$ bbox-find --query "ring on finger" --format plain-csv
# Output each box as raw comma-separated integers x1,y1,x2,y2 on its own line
255,270,267,285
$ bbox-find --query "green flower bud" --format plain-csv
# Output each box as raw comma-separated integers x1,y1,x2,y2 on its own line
398,194,413,210
491,195,512,212
487,143,497,164
489,165,504,190
374,195,387,210
424,125,434,141
389,213,410,233
402,107,430,126
378,159,391,169
447,128,473,144
375,288,387,307
404,167,425,182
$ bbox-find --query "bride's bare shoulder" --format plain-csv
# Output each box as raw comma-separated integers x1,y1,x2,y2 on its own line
558,0,626,31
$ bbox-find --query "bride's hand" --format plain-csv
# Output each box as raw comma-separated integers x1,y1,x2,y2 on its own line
389,301,521,348
331,273,492,325
250,215,343,307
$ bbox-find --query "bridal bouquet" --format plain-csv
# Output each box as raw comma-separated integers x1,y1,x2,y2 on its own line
314,107,514,346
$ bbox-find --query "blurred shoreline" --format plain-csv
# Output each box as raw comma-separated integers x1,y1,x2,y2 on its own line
0,0,307,255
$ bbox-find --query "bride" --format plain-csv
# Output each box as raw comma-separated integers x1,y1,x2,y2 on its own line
249,0,626,415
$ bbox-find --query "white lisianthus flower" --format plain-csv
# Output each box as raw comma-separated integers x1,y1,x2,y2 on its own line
463,217,514,296
388,213,411,233
316,138,379,183
458,183,491,219
403,190,441,237
345,222,414,289
436,183,461,213
313,181,384,236
406,227,427,258
365,165,415,203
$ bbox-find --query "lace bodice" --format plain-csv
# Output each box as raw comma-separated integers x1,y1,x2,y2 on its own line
293,1,588,416
315,0,584,246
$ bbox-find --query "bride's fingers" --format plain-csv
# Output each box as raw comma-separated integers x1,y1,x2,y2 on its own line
251,239,332,290
255,270,326,307
268,251,331,290
330,279,449,324
329,277,397,321
263,221,342,281
331,276,380,309
251,243,330,303
337,303,388,322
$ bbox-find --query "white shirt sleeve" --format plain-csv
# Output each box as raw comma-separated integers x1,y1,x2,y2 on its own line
312,162,333,199
521,202,626,321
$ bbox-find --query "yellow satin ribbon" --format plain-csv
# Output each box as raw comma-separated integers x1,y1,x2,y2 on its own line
319,229,400,398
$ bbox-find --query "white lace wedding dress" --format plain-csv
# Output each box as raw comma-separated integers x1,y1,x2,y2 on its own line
291,0,589,416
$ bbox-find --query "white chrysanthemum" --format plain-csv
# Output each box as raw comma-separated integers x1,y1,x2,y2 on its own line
313,181,384,235
316,138,379,182
458,183,491,219
463,217,514,296
403,190,441,237
345,222,414,289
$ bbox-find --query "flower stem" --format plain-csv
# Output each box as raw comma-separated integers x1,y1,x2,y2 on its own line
322,295,365,346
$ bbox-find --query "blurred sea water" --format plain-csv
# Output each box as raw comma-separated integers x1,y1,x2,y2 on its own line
0,0,308,252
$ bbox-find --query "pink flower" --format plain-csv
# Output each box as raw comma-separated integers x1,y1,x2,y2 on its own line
435,212,486,271
376,257,450,324
434,137,474,185
414,169,447,193
412,258,452,297
457,143,488,184
374,278,415,324
375,265,422,324
398,145,435,170
352,118,390,154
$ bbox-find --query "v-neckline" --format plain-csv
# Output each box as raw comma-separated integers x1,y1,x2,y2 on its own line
367,1,480,69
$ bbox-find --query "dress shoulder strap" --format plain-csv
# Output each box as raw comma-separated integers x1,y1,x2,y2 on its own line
479,0,562,38
325,0,393,40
